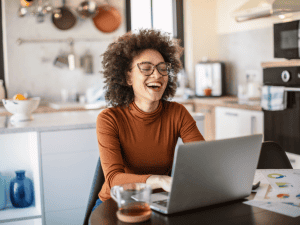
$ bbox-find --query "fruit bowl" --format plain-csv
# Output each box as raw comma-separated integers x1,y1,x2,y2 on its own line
2,97,40,123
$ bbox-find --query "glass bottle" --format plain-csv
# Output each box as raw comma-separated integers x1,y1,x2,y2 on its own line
10,170,34,208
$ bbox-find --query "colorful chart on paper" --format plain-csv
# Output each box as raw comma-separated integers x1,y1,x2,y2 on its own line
261,169,300,191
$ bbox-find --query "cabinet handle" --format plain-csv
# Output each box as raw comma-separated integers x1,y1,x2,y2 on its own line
251,116,256,134
225,112,238,116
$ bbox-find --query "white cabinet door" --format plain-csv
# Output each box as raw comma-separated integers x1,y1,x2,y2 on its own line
40,129,99,225
215,107,240,140
45,207,86,225
216,107,263,140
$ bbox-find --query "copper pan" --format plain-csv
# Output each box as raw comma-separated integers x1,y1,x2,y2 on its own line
92,1,122,33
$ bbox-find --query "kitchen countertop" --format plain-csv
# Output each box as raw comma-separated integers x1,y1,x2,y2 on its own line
192,96,262,111
0,106,204,134
0,109,104,134
0,96,261,134
0,96,261,117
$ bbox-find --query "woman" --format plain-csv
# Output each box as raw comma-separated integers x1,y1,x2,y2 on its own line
92,29,205,212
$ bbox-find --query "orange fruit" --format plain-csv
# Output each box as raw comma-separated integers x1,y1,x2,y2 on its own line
13,94,27,100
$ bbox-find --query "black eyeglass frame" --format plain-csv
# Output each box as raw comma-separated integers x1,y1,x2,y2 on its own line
133,62,172,76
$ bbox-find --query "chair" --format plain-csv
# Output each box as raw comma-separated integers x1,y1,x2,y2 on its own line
83,157,105,225
257,141,293,169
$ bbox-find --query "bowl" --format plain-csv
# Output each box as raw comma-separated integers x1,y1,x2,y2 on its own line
2,97,40,123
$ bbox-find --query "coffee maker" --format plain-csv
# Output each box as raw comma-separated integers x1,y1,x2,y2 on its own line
194,61,225,97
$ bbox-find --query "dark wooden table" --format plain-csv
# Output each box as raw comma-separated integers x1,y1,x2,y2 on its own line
90,193,300,225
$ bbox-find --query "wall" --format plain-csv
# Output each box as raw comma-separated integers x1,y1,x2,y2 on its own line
216,0,300,95
184,0,300,95
2,0,126,102
216,0,300,34
184,0,219,90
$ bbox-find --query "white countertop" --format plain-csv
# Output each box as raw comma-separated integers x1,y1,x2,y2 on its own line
0,108,204,135
0,109,104,134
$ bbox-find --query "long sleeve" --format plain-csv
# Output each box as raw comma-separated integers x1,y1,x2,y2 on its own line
178,105,205,143
96,110,151,195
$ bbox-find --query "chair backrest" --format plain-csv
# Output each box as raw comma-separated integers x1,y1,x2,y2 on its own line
83,157,105,225
257,141,293,169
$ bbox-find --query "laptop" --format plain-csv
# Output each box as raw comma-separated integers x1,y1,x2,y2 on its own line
149,134,263,214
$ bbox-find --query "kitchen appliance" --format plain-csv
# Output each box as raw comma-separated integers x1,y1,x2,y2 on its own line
274,20,300,59
195,61,225,97
263,65,300,156
232,0,300,22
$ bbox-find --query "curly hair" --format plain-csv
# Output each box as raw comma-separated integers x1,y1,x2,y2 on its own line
101,28,184,108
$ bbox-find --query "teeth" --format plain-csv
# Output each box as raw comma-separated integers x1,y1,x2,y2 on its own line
147,82,161,87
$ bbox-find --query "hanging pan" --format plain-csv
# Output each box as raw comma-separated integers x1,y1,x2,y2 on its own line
92,0,122,33
52,0,77,30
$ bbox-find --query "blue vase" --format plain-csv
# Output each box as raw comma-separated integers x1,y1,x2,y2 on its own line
10,170,34,208
0,172,6,210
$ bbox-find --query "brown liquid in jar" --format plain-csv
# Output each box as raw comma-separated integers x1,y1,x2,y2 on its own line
117,202,152,223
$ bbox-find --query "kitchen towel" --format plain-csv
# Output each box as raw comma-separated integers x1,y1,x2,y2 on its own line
261,86,287,111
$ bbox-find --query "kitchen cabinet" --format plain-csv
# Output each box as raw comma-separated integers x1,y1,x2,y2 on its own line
0,132,43,224
40,129,99,225
215,107,263,140
195,104,215,141
0,110,103,225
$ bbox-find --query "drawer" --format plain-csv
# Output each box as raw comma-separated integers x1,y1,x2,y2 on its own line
40,128,98,155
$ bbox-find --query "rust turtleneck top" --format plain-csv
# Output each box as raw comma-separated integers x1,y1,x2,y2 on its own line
96,100,205,201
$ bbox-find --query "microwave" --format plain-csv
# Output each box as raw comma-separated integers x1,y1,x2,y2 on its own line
274,20,300,59
194,62,225,97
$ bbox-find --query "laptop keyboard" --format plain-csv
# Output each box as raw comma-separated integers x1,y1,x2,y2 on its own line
153,199,168,207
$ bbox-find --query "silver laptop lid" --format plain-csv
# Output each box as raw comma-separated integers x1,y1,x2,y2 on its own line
167,134,263,214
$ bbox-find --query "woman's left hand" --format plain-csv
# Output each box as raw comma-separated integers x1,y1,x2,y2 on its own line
158,175,172,192
146,175,172,192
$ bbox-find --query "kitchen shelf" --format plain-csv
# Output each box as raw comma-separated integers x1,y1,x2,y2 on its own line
0,206,42,223
16,37,117,45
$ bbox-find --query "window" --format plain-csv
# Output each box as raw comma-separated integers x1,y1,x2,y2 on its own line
126,0,184,67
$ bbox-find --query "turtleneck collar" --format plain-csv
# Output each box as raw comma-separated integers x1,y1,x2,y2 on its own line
129,100,163,123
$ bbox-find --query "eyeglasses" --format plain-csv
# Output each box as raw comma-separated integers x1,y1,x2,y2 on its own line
134,62,171,76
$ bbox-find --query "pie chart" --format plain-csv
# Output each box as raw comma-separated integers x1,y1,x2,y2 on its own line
277,194,290,199
267,173,285,179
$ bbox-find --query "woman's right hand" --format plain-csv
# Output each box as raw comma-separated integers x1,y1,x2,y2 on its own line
146,175,172,192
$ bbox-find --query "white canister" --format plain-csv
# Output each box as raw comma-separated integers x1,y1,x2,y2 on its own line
0,172,6,210
247,82,261,98
0,80,5,100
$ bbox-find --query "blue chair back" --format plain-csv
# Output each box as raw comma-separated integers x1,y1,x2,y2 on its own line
83,157,105,225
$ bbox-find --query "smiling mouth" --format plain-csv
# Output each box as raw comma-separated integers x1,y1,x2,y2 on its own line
147,85,162,92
